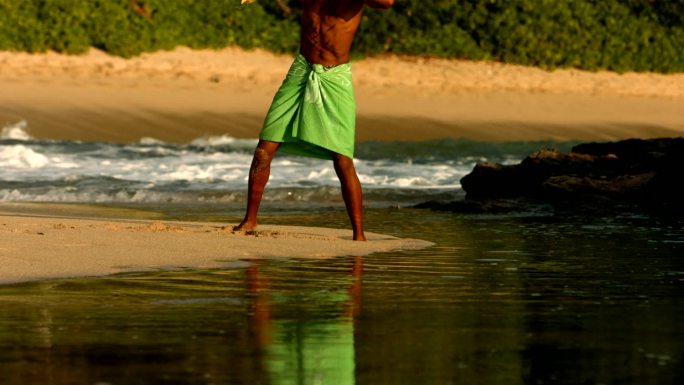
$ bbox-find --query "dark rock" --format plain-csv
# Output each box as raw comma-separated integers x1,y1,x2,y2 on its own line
461,148,624,199
521,149,624,178
542,173,656,199
419,138,683,216
572,137,684,173
459,162,525,198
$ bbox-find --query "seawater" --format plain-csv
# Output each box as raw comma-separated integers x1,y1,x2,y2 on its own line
0,120,575,206
1,120,683,384
0,209,682,384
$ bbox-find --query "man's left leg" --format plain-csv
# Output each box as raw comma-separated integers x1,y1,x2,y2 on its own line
332,153,366,241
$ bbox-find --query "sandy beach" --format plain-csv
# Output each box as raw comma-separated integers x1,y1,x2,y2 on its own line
2,47,684,143
2,47,684,284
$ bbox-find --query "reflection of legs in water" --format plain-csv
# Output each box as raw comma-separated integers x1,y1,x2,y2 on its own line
247,261,272,348
235,140,281,231
333,154,366,241
345,256,364,321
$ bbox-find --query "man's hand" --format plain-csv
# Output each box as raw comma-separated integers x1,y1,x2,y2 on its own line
363,0,394,9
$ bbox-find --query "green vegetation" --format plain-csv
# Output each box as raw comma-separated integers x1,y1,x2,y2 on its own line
0,0,299,57
1,0,683,73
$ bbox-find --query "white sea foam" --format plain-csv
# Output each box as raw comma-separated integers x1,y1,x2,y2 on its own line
0,133,480,204
139,137,165,145
0,144,49,168
0,188,245,204
1,120,33,140
190,135,257,149
392,177,433,187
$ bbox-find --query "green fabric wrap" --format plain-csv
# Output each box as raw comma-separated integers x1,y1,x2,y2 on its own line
259,54,356,160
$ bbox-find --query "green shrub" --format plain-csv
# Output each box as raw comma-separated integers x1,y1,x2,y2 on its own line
0,0,47,52
0,0,682,73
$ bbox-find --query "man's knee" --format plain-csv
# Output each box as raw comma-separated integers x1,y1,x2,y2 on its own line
332,154,358,179
252,147,275,173
332,153,354,168
254,147,270,161
255,141,279,160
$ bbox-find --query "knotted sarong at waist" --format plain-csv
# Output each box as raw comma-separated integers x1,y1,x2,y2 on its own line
259,53,356,160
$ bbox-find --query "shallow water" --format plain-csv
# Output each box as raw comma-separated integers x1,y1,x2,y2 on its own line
1,208,682,385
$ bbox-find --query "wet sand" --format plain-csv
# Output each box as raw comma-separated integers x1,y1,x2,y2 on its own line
0,208,432,284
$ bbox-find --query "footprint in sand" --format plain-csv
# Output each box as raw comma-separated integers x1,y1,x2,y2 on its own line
52,223,75,230
226,227,335,241
142,222,185,233
228,229,282,238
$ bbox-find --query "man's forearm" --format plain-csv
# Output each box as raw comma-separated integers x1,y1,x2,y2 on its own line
363,0,394,9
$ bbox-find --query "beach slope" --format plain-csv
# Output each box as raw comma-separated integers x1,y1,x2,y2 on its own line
2,47,684,143
0,214,432,285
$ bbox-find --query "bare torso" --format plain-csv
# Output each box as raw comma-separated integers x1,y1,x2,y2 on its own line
299,0,366,66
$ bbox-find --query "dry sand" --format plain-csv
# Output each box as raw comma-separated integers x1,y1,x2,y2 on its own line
0,211,432,285
1,47,683,143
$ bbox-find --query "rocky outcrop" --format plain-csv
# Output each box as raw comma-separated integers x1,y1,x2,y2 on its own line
420,138,684,215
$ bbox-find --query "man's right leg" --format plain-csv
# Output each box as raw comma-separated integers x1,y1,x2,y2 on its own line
234,140,280,231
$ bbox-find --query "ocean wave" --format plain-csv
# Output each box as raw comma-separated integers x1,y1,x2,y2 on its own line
0,187,243,204
139,137,166,145
136,135,258,152
356,138,578,163
1,120,33,141
0,144,49,168
3,120,568,206
190,135,257,149
0,185,461,205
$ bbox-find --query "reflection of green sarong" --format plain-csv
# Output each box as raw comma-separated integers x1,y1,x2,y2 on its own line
268,320,355,385
259,54,356,160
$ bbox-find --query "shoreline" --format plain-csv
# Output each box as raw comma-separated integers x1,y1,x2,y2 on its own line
0,206,433,285
2,47,684,143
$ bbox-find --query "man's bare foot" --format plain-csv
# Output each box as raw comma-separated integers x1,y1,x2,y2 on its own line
353,233,367,241
232,220,257,232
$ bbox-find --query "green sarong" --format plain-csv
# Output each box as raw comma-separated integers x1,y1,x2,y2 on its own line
259,54,356,160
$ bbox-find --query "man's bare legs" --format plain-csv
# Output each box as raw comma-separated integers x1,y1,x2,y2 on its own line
333,153,366,241
234,140,280,231
235,142,366,241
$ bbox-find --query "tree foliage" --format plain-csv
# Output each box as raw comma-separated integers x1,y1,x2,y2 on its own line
0,0,682,73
